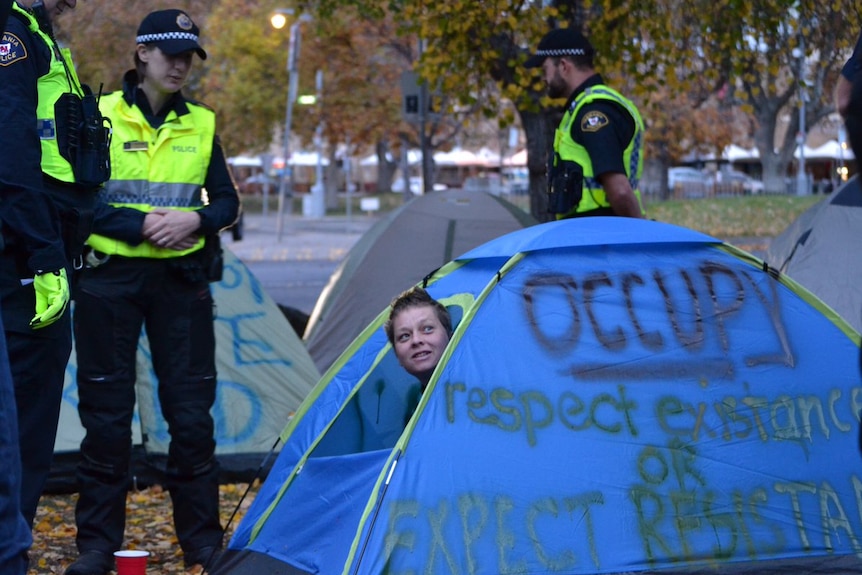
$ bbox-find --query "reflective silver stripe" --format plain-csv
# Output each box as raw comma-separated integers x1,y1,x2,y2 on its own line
100,180,203,208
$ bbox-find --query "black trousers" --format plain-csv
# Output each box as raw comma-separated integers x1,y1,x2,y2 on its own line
0,253,72,529
72,256,223,555
0,317,31,575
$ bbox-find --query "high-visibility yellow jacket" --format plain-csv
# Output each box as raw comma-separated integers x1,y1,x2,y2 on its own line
553,84,646,218
88,91,215,258
15,3,84,184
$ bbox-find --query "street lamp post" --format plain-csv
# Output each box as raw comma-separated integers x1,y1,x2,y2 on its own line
344,134,353,225
838,126,847,183
794,42,808,197
310,69,325,218
271,9,310,241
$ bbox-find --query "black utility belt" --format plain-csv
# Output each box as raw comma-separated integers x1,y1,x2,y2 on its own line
43,174,100,195
84,249,203,266
84,243,222,283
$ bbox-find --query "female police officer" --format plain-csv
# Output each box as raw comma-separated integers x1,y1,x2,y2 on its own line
66,9,239,575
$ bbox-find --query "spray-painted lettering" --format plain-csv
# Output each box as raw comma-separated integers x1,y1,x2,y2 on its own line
384,491,606,573
445,382,638,446
521,262,793,380
444,379,860,450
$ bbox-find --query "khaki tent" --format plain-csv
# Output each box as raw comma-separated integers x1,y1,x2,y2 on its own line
766,175,862,332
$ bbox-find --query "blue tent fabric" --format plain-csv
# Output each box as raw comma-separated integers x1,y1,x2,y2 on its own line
243,449,389,573
216,218,862,575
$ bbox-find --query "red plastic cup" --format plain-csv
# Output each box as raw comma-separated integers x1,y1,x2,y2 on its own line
113,550,149,575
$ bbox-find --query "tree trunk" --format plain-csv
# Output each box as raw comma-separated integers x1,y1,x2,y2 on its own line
753,102,796,195
324,153,340,211
519,108,554,223
374,140,398,193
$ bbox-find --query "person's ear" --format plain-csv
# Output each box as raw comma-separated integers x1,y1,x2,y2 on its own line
136,44,150,63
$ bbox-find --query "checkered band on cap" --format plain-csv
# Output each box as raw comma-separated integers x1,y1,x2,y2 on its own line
536,48,589,57
137,32,200,44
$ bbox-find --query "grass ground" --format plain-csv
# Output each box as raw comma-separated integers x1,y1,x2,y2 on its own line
644,194,821,238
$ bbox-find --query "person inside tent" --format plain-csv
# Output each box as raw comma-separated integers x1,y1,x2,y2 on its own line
384,286,453,391
311,286,453,457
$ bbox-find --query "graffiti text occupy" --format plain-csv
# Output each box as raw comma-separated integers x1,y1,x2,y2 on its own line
521,261,794,379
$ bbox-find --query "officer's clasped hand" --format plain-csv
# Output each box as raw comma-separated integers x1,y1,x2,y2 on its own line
30,268,70,329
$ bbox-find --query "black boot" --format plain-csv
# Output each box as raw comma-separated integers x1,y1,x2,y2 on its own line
185,546,223,571
64,551,113,575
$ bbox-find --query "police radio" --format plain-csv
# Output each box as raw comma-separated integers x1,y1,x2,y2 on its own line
75,84,112,188
39,0,112,191
56,85,112,189
547,156,583,215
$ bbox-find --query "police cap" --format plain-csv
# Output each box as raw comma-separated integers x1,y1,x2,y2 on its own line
136,9,207,60
524,27,594,68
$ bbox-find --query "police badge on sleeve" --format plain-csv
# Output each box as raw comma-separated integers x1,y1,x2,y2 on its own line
0,33,27,66
581,110,609,133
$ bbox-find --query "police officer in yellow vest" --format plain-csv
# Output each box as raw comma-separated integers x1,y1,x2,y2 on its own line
0,1,77,569
66,9,238,575
4,0,106,536
525,27,646,220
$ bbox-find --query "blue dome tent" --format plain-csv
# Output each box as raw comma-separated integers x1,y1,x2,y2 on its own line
215,217,862,575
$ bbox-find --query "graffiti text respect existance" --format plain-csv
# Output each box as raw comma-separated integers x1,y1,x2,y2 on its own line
445,382,862,448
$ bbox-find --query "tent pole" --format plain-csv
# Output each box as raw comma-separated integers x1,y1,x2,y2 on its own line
216,436,282,552
351,450,402,575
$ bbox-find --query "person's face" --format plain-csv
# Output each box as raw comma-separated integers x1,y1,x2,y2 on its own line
33,0,76,17
391,304,450,385
138,45,194,95
542,57,569,99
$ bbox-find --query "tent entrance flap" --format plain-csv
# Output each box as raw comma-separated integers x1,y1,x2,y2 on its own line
243,450,390,574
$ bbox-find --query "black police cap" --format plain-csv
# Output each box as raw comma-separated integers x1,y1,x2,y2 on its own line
524,27,594,68
136,9,207,60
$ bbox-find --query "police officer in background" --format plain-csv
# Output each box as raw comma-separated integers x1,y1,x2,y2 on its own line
835,31,861,118
835,30,862,456
525,27,646,219
837,31,862,170
66,9,238,575
4,0,95,535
